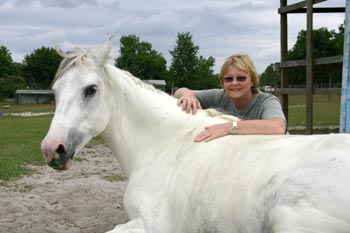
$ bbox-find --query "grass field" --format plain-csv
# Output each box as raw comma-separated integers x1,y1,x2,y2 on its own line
0,102,55,113
286,94,340,127
0,115,52,180
0,94,342,181
0,102,104,181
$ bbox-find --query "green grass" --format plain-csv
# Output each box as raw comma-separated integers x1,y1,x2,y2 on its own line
0,115,52,180
74,156,88,162
282,95,340,128
0,102,106,181
103,173,127,182
0,102,55,114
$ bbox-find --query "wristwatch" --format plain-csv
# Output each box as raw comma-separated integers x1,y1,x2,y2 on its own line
231,121,238,135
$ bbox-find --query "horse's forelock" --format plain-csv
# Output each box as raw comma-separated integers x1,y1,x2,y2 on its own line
53,48,96,84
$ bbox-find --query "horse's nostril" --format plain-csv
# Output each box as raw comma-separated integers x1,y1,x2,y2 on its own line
49,144,67,170
56,144,66,156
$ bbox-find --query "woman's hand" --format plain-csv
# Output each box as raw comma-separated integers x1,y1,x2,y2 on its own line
194,122,232,142
177,96,202,115
174,87,202,115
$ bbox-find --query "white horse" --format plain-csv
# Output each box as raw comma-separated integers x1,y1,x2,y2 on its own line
41,36,350,233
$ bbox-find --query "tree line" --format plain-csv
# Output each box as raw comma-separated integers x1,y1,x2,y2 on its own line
260,24,344,88
0,32,219,99
0,25,345,99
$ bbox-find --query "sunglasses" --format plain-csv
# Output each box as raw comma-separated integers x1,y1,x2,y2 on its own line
223,76,247,83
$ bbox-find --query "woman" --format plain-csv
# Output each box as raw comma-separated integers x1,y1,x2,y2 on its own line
174,54,287,142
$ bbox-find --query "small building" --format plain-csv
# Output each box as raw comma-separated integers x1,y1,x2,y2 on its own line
143,80,166,91
14,90,54,104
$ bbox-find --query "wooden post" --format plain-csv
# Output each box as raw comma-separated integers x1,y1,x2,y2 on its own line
340,0,350,133
306,0,314,134
280,0,289,123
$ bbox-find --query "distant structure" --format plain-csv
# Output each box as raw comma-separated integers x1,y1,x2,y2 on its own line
13,80,166,105
14,90,54,104
143,80,166,91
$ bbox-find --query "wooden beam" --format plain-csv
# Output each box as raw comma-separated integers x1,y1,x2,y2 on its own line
276,88,306,95
274,55,343,69
306,0,313,134
285,7,345,13
278,0,326,14
280,0,289,122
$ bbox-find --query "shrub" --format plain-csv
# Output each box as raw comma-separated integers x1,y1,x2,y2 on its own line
0,76,27,99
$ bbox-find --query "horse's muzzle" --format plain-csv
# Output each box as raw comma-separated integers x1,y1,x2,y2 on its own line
41,141,75,170
49,145,75,170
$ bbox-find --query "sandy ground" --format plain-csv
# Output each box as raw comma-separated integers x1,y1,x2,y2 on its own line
0,144,129,233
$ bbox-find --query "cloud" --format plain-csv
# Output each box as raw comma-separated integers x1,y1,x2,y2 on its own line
40,0,98,8
0,0,99,8
0,0,345,73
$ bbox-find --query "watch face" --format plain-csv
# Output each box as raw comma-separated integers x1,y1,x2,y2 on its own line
231,121,238,134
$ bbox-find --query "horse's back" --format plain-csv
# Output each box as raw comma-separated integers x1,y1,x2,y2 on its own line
242,133,349,233
270,134,350,232
169,133,350,232
124,132,350,233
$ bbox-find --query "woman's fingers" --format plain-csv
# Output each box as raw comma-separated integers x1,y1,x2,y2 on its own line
194,123,231,142
177,97,201,115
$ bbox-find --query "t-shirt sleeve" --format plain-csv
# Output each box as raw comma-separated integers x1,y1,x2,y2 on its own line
193,89,223,109
260,96,286,120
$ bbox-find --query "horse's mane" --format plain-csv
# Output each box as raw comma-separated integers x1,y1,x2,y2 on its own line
115,67,167,97
201,108,240,122
53,47,89,83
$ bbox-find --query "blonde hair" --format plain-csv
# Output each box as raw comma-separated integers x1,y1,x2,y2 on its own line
219,54,259,94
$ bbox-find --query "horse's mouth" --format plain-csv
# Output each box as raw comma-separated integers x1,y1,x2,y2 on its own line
48,145,75,170
48,158,73,170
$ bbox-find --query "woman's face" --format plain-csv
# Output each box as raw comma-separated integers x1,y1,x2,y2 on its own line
222,66,253,103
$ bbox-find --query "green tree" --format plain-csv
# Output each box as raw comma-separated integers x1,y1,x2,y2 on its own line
0,46,17,78
169,32,216,91
21,47,62,89
13,62,23,77
0,76,26,99
332,24,345,54
115,35,167,81
261,25,344,88
196,56,220,89
287,25,343,87
169,32,199,90
260,63,280,87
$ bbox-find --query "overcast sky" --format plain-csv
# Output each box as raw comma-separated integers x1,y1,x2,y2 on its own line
0,0,345,74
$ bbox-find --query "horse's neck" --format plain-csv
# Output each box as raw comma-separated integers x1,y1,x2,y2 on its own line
102,65,199,176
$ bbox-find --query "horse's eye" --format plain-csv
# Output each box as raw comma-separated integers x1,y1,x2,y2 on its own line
84,85,97,98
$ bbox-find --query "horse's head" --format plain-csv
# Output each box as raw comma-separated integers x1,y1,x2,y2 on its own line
41,36,114,170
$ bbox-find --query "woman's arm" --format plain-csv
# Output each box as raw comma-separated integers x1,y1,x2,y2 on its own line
234,118,286,135
194,118,287,142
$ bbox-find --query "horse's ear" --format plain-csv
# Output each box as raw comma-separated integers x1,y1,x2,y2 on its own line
94,35,115,65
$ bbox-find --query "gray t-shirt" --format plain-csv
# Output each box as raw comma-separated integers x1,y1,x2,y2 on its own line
193,89,286,121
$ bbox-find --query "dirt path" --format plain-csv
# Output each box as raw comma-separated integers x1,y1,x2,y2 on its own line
0,145,129,233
